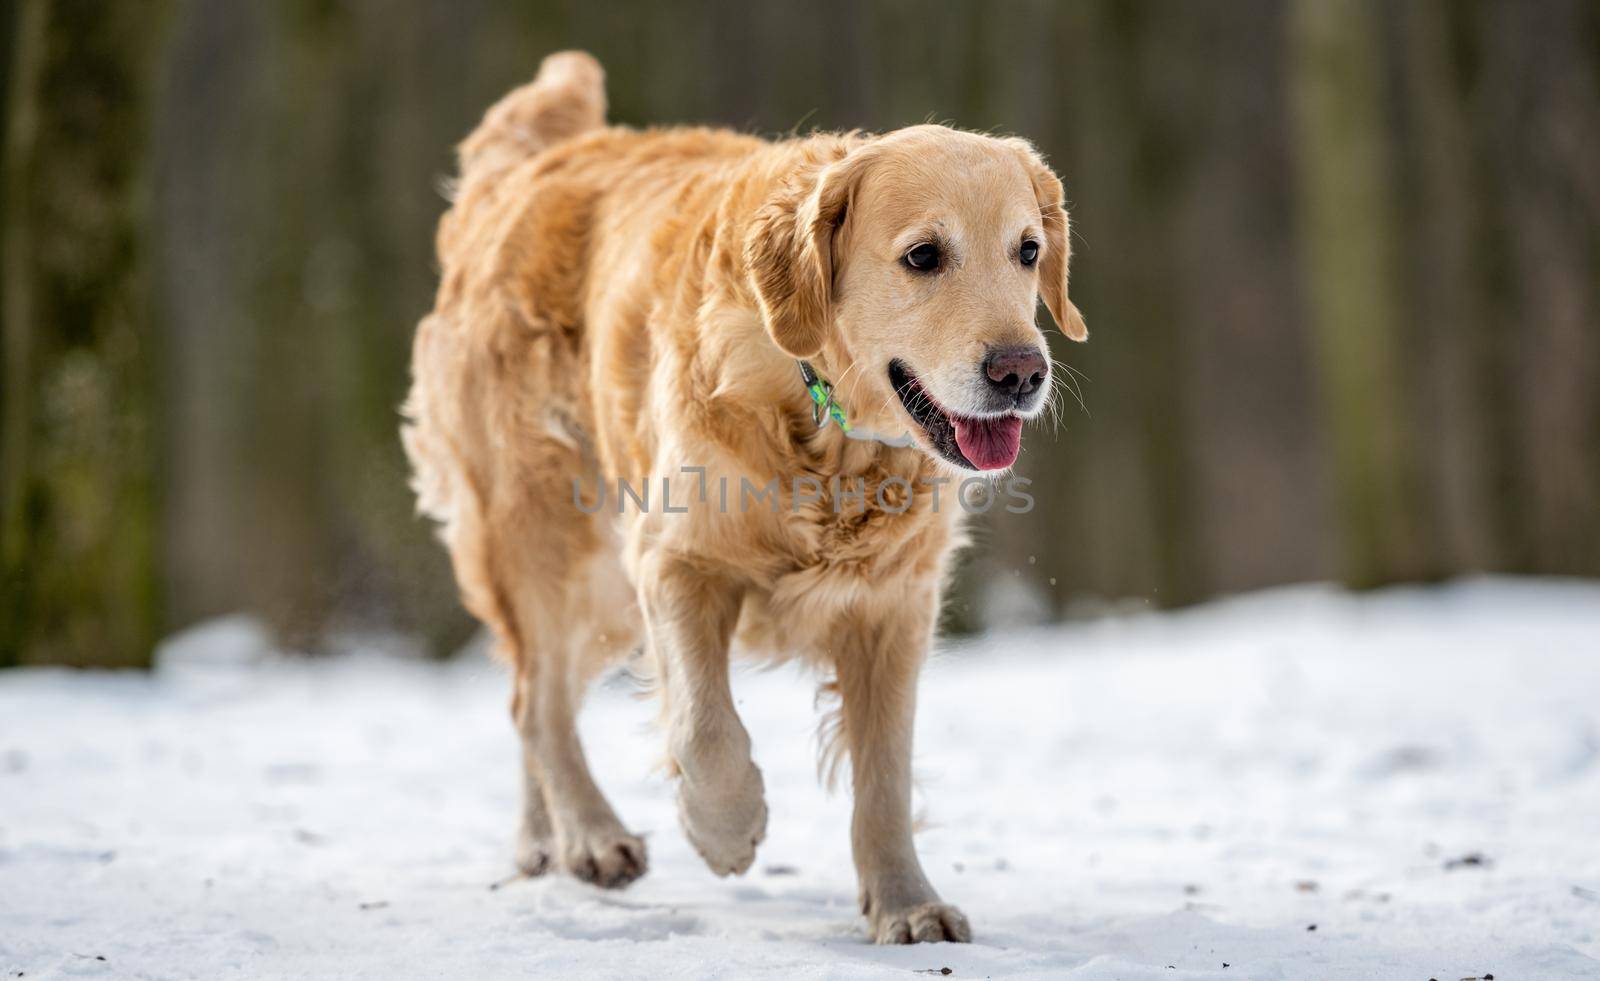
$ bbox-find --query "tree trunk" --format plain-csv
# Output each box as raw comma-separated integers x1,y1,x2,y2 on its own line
0,0,170,667
1288,0,1421,588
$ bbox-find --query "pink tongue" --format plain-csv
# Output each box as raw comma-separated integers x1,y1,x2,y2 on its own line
953,415,1024,470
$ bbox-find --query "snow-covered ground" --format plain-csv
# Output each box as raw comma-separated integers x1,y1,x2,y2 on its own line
3,578,1599,980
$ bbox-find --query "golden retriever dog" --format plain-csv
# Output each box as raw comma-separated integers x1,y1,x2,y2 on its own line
402,51,1086,944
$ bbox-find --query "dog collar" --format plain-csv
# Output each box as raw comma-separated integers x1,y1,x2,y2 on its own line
796,361,919,448
798,360,851,431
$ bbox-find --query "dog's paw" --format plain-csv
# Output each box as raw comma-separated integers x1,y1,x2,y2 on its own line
557,826,648,889
677,761,767,876
869,901,972,945
514,829,554,877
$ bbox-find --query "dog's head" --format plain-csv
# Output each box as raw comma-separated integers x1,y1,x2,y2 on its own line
748,125,1086,472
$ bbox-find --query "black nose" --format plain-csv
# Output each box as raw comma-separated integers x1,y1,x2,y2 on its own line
982,346,1048,397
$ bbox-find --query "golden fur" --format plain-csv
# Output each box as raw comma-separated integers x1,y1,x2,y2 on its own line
402,51,1086,944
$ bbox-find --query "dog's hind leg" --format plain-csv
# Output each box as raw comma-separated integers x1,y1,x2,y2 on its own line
511,729,556,876
507,579,647,889
451,488,643,888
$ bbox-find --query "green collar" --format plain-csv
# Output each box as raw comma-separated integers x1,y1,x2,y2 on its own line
796,361,918,448
798,360,851,432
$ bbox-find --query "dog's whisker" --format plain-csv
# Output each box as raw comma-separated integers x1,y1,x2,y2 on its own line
1045,358,1088,419
833,360,867,408
1049,356,1091,387
879,372,925,420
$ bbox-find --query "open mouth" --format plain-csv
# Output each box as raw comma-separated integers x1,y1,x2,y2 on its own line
887,360,1024,471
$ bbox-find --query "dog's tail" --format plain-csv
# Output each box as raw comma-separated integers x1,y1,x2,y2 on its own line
456,51,606,187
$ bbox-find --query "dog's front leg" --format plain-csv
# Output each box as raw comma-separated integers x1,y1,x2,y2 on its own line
641,555,767,876
833,602,971,944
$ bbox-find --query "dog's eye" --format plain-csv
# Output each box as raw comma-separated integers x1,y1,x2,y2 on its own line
1019,239,1040,267
903,242,941,272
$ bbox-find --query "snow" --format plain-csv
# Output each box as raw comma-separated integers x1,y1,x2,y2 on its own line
3,578,1599,980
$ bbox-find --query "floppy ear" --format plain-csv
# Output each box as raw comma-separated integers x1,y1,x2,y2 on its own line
745,150,868,359
1010,140,1087,341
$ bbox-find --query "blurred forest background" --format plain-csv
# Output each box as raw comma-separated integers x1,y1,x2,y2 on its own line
2,0,1597,668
